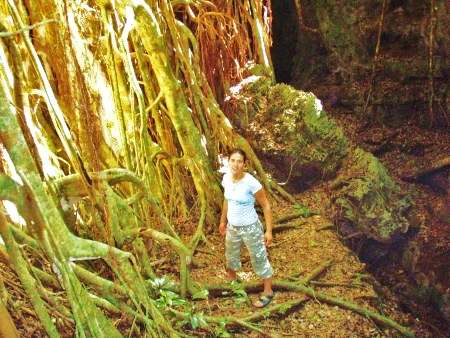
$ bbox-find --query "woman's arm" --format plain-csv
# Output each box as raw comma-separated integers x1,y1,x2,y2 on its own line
219,199,228,235
255,188,273,245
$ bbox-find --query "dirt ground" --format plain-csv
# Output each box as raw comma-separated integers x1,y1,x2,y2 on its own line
2,117,448,337
2,207,436,337
188,209,434,337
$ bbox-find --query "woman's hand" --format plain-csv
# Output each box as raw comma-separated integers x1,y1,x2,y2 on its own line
264,231,273,246
219,222,227,236
219,200,228,236
255,189,273,247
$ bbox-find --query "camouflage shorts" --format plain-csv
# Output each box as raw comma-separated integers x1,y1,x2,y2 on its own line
225,219,273,279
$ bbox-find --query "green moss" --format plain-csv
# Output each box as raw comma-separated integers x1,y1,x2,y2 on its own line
313,0,368,66
229,74,411,243
266,84,348,176
333,148,411,242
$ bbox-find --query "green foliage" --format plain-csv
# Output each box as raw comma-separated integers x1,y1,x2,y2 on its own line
278,302,292,315
230,280,250,307
191,289,209,300
155,289,187,308
308,239,319,248
333,148,412,242
150,275,187,308
293,203,312,217
148,276,176,292
214,320,232,337
180,311,208,330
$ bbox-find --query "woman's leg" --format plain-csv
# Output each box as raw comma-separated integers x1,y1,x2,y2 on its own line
262,277,273,295
225,224,242,279
243,221,273,287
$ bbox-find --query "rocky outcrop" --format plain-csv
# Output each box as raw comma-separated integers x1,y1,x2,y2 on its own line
226,75,412,248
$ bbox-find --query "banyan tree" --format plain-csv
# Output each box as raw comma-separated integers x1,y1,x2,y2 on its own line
0,0,418,337
0,0,284,336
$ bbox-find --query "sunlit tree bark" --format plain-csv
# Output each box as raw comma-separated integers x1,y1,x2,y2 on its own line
0,0,277,335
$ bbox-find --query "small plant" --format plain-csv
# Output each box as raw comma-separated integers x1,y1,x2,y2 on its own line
191,289,209,300
230,280,250,307
155,289,187,308
214,320,232,337
294,203,312,217
180,311,208,330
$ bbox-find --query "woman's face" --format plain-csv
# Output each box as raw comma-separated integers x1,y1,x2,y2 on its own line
229,152,245,176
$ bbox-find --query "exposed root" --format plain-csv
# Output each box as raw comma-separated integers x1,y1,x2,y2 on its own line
204,278,414,337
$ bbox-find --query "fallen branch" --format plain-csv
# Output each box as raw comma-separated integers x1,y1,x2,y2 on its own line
268,237,291,249
194,248,221,259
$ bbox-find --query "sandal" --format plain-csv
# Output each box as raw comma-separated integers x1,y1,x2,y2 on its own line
253,293,274,308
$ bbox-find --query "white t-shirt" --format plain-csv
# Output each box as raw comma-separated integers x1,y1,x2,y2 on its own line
222,172,262,226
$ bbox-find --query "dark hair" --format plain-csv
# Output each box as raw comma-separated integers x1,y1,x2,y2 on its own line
229,148,247,162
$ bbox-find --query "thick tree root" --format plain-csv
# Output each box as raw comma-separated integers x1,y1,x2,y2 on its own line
309,280,363,288
275,209,314,224
171,296,308,336
243,296,309,322
204,279,414,337
276,281,415,337
272,219,307,234
299,259,334,284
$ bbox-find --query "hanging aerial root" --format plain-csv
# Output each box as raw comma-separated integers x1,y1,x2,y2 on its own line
54,168,181,240
1,175,182,336
0,296,19,338
0,213,59,338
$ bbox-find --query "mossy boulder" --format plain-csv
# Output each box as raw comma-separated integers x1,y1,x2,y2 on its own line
331,148,411,243
228,76,348,187
227,75,412,245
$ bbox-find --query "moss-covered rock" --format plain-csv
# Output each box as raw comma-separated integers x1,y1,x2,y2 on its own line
228,76,348,186
331,148,411,243
227,75,412,245
313,0,370,69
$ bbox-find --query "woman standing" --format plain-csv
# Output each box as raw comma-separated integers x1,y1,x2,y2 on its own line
219,149,274,308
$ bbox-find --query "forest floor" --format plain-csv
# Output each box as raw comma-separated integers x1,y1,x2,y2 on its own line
329,112,450,336
187,111,449,337
189,210,432,337
2,204,439,338
2,118,448,338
